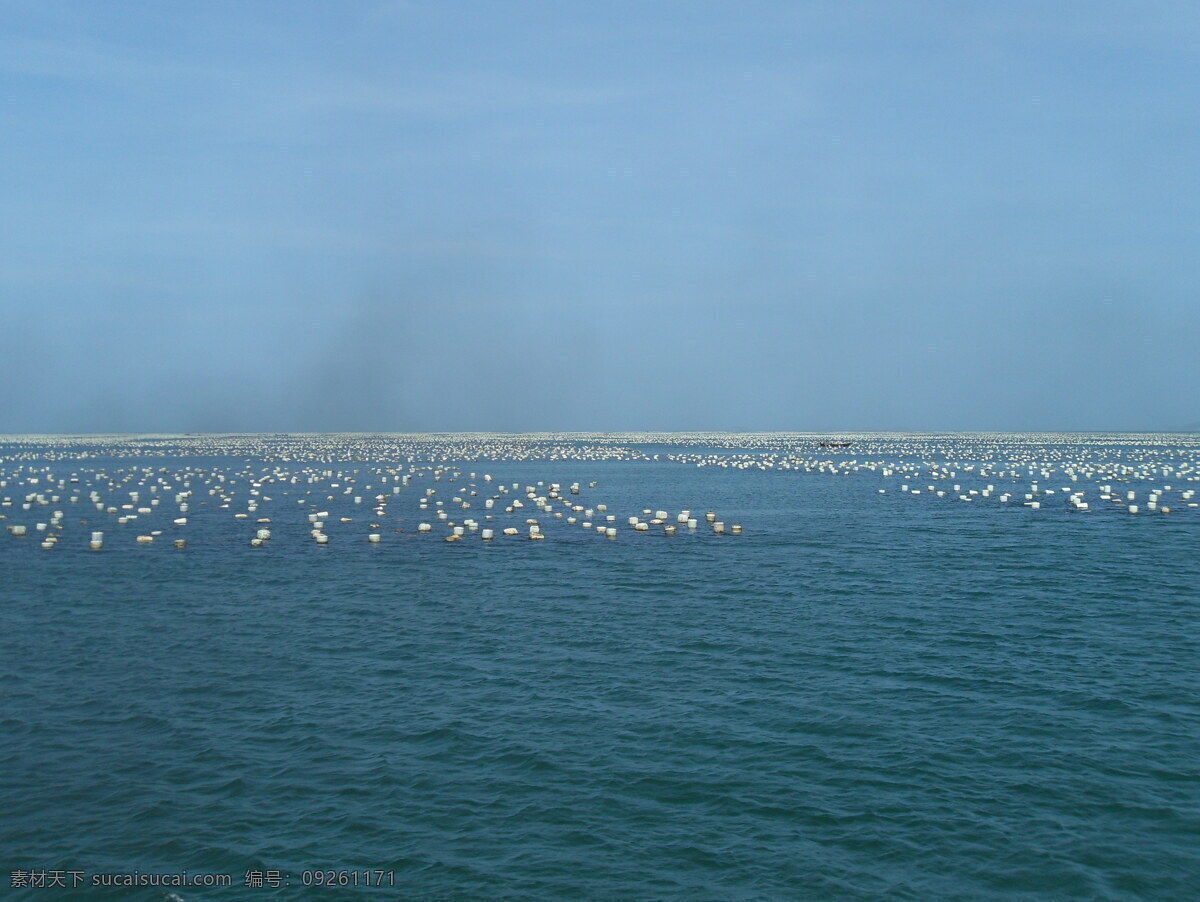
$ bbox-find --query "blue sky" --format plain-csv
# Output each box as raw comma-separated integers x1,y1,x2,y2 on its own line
2,1,1197,432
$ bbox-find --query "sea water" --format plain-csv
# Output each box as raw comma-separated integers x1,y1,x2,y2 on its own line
1,434,1197,899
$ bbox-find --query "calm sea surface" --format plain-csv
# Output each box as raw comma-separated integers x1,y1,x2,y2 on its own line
2,434,1198,900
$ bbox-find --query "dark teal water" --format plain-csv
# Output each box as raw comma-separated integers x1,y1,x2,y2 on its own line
2,436,1198,899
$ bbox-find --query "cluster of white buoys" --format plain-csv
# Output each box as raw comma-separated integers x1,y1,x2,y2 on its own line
0,437,745,551
887,463,1197,516
662,433,1199,520
0,432,673,466
3,432,1197,552
2,430,1197,467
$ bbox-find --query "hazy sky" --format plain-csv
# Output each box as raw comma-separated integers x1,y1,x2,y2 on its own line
2,1,1197,432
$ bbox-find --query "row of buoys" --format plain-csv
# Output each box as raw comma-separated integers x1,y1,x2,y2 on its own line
892,472,1190,516
0,452,740,548
6,432,1190,553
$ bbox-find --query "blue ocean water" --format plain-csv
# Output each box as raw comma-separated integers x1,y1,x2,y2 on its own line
2,434,1198,900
